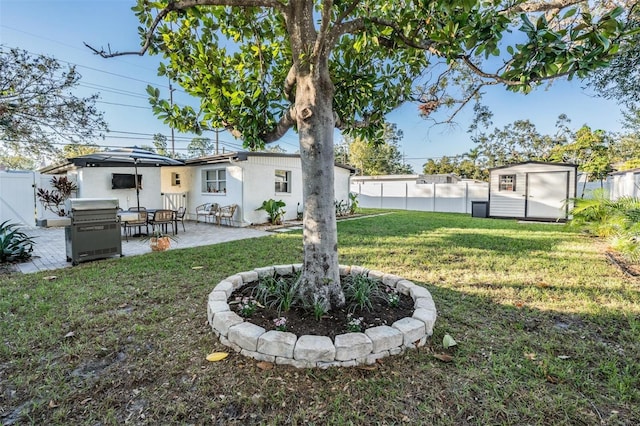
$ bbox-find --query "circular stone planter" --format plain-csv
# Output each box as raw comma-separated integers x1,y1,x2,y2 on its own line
207,264,437,368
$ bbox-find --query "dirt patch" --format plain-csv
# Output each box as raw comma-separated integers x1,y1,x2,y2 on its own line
606,250,640,279
230,281,414,339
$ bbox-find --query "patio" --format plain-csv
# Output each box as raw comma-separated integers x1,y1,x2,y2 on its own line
16,221,272,274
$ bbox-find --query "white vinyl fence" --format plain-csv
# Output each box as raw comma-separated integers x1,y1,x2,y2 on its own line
351,180,489,214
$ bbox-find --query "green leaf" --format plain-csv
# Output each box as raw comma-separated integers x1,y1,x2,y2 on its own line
443,334,457,348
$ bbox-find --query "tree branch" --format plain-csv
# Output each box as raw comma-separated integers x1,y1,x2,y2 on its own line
85,0,286,58
313,0,333,59
261,106,297,143
501,0,584,14
283,64,297,102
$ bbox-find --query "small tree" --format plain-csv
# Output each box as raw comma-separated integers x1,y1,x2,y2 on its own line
36,176,78,217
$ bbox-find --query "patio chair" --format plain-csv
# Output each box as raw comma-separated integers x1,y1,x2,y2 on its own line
122,210,148,241
175,206,186,232
195,203,219,223
148,209,176,235
216,204,238,226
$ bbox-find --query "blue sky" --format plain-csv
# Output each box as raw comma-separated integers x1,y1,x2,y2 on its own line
0,0,627,171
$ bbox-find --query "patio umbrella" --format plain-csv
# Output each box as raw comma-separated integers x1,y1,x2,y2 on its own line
69,147,184,210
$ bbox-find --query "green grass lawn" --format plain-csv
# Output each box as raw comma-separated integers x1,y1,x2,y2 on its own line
1,211,638,425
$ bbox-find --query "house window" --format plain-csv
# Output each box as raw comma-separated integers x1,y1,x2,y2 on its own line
171,172,181,186
499,174,516,191
275,170,291,193
202,169,226,193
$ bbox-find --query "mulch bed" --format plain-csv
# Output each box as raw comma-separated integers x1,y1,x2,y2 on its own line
230,282,415,339
606,250,640,278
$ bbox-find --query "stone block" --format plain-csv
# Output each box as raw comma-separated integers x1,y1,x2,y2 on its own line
412,308,437,336
214,281,234,298
226,274,244,289
414,297,436,312
207,301,230,324
208,291,228,302
366,350,389,364
275,357,314,368
212,311,244,337
334,333,373,361
395,279,415,294
367,270,385,280
274,264,294,276
409,286,432,300
389,347,404,356
339,264,351,276
240,349,275,363
254,266,275,278
364,326,403,353
228,322,266,352
292,263,303,272
219,335,241,352
239,270,259,284
382,274,403,288
350,265,369,276
257,331,297,358
340,360,357,367
392,317,426,346
317,361,342,369
294,335,335,362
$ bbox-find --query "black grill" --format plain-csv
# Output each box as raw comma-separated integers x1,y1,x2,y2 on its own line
65,198,122,265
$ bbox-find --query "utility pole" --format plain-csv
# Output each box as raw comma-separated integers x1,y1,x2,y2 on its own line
215,128,220,155
169,81,176,157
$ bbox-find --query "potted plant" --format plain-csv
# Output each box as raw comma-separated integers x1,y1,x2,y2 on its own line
142,229,176,252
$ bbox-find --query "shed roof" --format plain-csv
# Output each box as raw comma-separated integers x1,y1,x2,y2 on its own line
488,161,577,172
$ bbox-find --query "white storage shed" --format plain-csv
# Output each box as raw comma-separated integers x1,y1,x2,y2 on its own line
488,162,577,221
609,168,640,200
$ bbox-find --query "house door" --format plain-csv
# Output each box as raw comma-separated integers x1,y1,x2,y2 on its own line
526,171,569,219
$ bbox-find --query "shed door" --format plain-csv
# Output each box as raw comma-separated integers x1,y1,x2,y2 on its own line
526,171,569,219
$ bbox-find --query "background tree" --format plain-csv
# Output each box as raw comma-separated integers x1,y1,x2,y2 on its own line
187,137,215,158
0,47,107,168
58,142,101,161
152,133,170,156
91,1,629,310
343,123,413,175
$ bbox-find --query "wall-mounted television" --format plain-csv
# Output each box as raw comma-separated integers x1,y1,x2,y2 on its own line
111,173,142,190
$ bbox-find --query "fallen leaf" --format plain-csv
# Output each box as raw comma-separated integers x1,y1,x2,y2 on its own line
536,282,550,288
357,365,378,371
206,352,229,362
433,353,453,362
64,331,75,338
48,400,58,409
256,361,274,370
43,275,57,281
557,355,571,360
80,398,92,405
442,334,457,348
546,374,559,384
515,302,524,308
524,352,536,361
191,266,204,270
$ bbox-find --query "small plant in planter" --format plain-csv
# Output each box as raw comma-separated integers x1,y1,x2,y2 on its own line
273,316,287,331
256,199,286,225
346,314,364,332
141,229,177,252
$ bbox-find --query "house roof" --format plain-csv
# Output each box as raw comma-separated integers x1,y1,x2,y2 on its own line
185,151,356,172
39,148,184,174
488,161,578,171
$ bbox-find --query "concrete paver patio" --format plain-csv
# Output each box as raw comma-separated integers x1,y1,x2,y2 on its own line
16,221,273,274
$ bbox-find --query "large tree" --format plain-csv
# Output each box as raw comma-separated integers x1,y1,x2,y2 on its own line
0,47,107,167
90,0,629,310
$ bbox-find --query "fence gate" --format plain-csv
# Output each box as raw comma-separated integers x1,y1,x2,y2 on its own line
0,171,37,226
161,192,188,211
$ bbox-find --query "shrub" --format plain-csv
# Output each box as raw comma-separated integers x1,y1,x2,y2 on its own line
255,272,301,313
0,221,35,263
342,274,386,313
256,199,286,225
36,176,77,217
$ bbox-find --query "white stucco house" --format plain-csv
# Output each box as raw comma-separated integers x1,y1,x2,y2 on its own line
488,161,577,221
609,168,640,200
40,151,354,226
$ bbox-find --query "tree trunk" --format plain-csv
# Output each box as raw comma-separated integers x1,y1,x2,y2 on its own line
295,69,345,311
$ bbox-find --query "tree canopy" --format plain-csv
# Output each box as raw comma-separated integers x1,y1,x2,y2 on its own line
0,47,107,168
90,0,632,310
